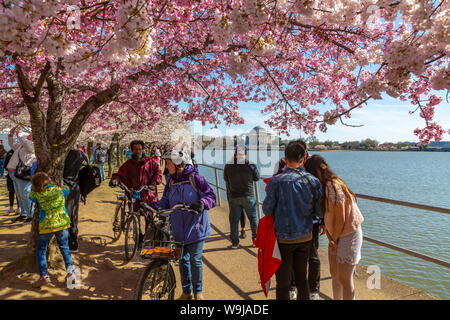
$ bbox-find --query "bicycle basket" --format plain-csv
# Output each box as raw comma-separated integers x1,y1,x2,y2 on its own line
140,239,182,260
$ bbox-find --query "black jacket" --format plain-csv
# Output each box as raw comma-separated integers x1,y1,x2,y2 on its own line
63,150,89,186
223,158,260,198
3,149,14,169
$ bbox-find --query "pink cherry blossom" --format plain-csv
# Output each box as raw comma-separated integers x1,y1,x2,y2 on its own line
0,0,448,177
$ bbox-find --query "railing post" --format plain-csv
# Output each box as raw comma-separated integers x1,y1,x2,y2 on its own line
214,167,221,206
254,181,261,220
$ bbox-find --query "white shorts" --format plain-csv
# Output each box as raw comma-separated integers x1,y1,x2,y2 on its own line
329,226,363,265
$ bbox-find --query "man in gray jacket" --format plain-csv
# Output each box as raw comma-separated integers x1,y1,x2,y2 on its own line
7,126,35,224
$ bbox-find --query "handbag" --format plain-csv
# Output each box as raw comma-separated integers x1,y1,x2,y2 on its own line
15,159,32,181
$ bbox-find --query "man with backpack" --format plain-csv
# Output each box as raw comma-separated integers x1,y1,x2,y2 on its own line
94,143,108,182
63,147,89,253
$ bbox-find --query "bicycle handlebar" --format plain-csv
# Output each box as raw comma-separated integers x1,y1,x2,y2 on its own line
140,202,198,216
117,182,149,195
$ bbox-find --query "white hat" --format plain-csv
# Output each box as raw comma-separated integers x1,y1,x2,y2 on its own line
162,149,193,166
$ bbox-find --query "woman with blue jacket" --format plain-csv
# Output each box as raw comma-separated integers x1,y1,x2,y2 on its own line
154,149,216,300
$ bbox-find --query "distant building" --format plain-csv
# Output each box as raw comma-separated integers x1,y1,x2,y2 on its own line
247,125,277,149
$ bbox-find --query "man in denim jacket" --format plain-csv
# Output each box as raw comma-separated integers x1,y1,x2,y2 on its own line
262,140,323,300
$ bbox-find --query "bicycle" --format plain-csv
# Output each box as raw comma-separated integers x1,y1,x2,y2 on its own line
135,203,197,300
110,182,150,261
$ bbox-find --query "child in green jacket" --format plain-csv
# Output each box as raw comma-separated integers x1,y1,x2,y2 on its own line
29,172,74,288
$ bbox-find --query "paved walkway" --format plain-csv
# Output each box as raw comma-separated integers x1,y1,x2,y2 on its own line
201,203,437,300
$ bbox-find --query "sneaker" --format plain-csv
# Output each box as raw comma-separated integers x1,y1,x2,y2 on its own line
32,275,51,288
177,292,192,300
194,293,205,300
15,208,21,215
8,208,15,214
228,244,240,249
12,215,25,223
310,292,320,300
240,230,247,239
70,248,79,253
23,218,33,225
289,288,297,300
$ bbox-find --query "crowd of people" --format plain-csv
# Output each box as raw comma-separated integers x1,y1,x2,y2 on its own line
1,131,364,300
107,139,363,300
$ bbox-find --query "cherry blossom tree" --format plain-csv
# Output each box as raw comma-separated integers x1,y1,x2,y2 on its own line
0,0,448,184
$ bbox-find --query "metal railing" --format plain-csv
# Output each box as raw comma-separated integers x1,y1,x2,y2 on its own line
198,163,450,269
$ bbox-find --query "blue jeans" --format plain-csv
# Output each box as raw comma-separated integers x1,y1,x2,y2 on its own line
97,163,106,181
229,196,258,246
9,170,34,218
179,240,205,294
0,158,4,176
36,229,74,277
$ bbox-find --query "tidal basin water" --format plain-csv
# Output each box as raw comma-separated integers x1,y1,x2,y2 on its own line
196,150,450,299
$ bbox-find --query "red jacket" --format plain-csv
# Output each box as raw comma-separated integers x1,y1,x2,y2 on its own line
111,157,162,208
253,214,282,297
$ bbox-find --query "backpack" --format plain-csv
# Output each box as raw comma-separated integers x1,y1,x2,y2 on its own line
78,165,101,203
96,149,107,164
3,149,14,170
168,172,198,193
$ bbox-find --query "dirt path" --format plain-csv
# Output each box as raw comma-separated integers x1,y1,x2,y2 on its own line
0,177,151,299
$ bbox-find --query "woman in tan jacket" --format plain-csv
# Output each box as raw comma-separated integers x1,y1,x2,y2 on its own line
305,155,364,300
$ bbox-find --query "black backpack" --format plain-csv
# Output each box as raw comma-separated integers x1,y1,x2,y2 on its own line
78,165,101,203
96,149,107,164
3,149,14,169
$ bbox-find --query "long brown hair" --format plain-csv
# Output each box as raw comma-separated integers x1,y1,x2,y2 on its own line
305,155,357,207
31,172,54,192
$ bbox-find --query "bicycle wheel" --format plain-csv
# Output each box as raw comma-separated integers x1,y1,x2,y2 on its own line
111,203,124,242
124,214,139,261
135,260,176,300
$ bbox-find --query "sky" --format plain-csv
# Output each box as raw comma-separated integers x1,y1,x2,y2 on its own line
191,91,450,144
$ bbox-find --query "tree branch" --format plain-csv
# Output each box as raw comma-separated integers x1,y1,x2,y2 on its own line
35,61,52,97
60,84,121,148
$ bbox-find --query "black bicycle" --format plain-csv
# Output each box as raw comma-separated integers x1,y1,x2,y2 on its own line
135,203,197,300
111,182,150,261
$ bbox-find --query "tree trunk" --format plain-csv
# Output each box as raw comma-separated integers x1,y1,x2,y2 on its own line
115,141,120,168
9,65,120,274
107,142,114,178
87,141,94,164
